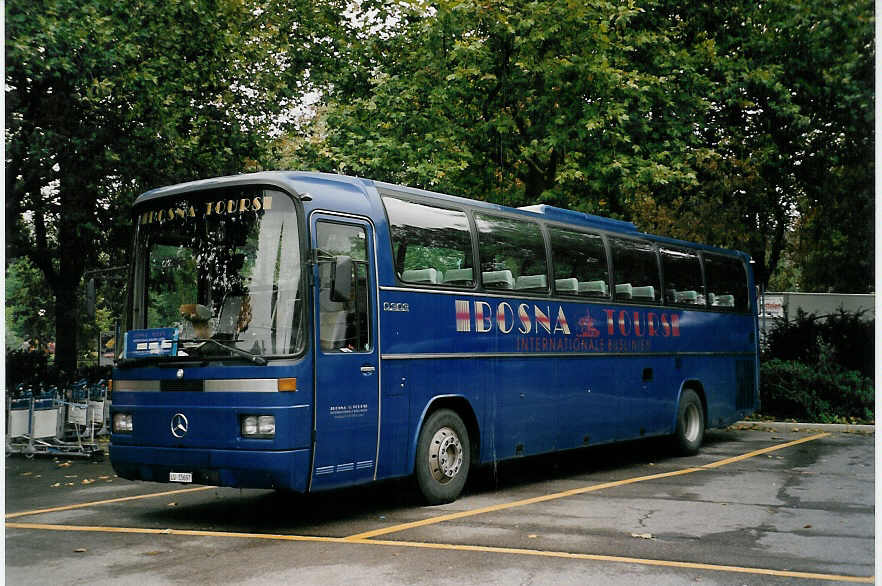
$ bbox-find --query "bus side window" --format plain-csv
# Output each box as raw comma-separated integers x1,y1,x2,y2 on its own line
316,222,372,352
474,213,548,293
703,253,749,312
547,227,609,298
660,247,705,306
610,238,660,303
382,195,474,287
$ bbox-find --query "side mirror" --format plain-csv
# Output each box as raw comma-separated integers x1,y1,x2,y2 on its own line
330,255,353,302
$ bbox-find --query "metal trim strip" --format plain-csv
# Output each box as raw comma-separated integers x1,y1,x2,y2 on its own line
113,380,161,392
115,379,280,392
204,379,278,392
380,351,756,360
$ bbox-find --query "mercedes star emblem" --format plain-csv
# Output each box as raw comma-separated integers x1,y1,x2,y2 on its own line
171,413,189,438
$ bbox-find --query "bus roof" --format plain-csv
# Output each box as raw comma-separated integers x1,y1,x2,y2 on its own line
133,171,750,261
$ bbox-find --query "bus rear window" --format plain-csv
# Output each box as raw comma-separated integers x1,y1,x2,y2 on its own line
610,238,660,302
703,253,749,312
383,196,474,287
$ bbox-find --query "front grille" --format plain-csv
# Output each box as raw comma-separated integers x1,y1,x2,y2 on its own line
160,379,204,392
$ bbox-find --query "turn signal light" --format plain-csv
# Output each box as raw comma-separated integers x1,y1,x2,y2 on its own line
277,378,297,392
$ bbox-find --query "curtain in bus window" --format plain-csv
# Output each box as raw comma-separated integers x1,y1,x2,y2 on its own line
610,238,660,302
474,213,547,292
249,212,283,352
273,218,302,353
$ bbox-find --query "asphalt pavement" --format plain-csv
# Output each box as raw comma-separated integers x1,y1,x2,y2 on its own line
5,427,875,585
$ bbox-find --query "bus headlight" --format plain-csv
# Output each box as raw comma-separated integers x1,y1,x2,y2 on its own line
241,415,275,438
113,413,133,433
257,415,275,435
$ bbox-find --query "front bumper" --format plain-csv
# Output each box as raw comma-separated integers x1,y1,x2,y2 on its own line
110,444,311,492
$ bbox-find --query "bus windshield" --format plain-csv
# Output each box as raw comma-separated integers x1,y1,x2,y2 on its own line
126,187,305,361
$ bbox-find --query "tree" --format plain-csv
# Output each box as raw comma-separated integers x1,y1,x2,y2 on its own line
629,1,874,290
5,258,55,351
285,0,710,213
6,0,346,372
284,0,873,291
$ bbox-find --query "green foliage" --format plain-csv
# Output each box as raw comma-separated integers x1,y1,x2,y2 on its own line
764,309,874,379
760,359,874,424
5,350,53,390
6,0,347,369
283,0,873,292
760,309,874,423
5,349,112,391
5,258,55,351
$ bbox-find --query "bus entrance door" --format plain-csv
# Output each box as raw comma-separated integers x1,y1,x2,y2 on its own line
310,215,379,490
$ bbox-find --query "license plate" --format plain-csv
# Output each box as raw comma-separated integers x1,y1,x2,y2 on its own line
169,472,192,483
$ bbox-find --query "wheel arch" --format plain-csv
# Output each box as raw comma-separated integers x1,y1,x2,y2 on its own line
409,395,480,476
674,379,707,431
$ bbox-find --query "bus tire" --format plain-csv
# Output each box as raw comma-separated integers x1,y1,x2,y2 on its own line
415,409,470,505
673,389,704,455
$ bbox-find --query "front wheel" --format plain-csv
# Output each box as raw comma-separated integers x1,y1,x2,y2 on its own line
415,409,470,505
673,389,704,455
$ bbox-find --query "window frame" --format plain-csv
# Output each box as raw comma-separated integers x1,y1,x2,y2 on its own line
314,218,374,354
546,224,612,300
380,191,480,291
471,210,551,295
608,236,662,305
659,245,707,307
699,251,751,314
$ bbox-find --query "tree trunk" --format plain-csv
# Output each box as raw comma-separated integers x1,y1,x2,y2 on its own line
53,280,79,375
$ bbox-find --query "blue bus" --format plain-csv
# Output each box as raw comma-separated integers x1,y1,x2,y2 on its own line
110,171,759,504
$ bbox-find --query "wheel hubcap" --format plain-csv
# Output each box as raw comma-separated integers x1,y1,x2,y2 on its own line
429,426,463,484
684,403,701,442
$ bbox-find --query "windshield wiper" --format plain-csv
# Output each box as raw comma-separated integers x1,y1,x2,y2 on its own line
180,338,268,366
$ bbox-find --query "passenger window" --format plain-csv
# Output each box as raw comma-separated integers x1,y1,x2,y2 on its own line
660,247,705,306
316,222,371,352
474,213,547,292
383,196,474,287
703,253,749,312
610,238,660,302
548,227,609,298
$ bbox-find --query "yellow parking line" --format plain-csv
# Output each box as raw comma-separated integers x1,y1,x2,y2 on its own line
346,432,831,540
6,522,873,583
700,432,830,469
6,522,344,543
343,468,702,540
5,486,214,520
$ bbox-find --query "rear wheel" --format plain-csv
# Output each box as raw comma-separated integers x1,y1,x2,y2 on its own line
673,389,704,455
415,409,470,505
